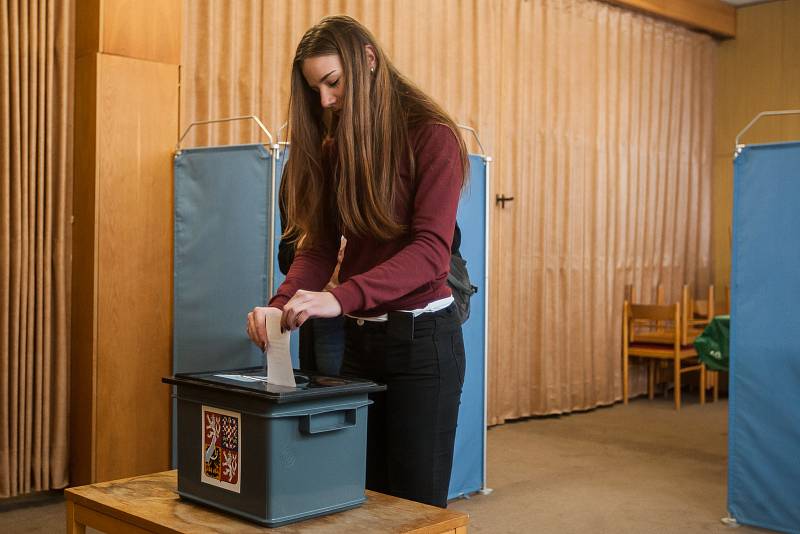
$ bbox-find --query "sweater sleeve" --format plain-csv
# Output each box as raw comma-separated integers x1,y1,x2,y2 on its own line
268,220,340,310
329,124,462,313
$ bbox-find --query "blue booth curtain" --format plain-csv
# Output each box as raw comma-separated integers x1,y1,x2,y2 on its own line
728,141,800,533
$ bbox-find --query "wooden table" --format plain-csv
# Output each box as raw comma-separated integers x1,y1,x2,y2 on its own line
65,470,469,533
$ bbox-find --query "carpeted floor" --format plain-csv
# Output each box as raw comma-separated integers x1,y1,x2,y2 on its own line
1,395,772,533
449,395,768,533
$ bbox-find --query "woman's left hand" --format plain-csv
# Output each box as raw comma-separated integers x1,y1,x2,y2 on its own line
281,290,342,332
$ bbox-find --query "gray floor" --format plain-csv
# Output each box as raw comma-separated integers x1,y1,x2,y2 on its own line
0,395,773,533
450,395,768,534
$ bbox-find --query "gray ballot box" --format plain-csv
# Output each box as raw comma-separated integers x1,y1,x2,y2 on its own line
163,368,385,527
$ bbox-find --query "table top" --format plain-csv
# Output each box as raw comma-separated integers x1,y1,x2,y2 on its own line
65,470,469,533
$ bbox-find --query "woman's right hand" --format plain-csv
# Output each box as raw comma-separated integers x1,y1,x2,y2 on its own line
247,306,279,350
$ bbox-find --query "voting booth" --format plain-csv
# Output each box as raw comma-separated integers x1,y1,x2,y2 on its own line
171,117,490,500
727,111,800,533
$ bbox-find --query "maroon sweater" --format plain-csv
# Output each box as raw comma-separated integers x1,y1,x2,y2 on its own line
268,123,463,317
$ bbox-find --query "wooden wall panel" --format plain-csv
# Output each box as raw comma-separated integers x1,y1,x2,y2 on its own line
71,0,180,485
713,0,800,303
94,54,177,482
70,53,100,486
76,0,181,64
102,0,181,64
75,0,101,59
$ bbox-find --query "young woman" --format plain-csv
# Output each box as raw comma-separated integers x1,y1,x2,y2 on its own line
246,15,468,508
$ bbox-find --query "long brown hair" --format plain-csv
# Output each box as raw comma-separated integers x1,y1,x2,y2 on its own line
282,15,469,247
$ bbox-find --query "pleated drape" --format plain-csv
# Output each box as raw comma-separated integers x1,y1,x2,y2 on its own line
1,0,73,497
488,1,713,423
180,0,713,424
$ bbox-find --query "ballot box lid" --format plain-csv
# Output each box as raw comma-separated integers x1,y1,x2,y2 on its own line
163,367,386,404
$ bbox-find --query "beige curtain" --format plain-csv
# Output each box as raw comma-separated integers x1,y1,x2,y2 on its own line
1,0,73,497
181,0,713,425
487,1,714,423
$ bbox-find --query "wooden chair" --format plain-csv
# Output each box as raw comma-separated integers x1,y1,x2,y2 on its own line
631,285,713,346
623,283,666,344
623,301,706,410
724,284,731,314
623,285,719,403
624,284,637,304
678,286,721,404
684,284,715,333
706,369,720,402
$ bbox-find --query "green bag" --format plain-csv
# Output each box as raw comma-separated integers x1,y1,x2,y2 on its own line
693,315,730,372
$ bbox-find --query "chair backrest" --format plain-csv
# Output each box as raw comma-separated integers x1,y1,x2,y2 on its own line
628,303,675,321
624,301,682,348
624,284,637,304
681,284,715,344
692,285,715,319
681,286,692,344
654,284,668,331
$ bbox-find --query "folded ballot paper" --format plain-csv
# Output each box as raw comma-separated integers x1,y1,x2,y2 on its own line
263,308,296,387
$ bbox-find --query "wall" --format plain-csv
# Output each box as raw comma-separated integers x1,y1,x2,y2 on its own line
713,0,800,303
71,0,179,484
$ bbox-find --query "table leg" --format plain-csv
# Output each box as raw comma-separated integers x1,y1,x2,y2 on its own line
66,501,86,534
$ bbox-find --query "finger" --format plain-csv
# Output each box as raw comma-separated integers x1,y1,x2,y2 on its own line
255,311,268,349
250,313,262,346
282,293,305,331
246,313,257,344
281,304,297,333
294,309,310,329
278,306,286,333
290,300,316,330
282,298,310,332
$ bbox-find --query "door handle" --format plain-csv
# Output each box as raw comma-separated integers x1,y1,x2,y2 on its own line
495,194,515,208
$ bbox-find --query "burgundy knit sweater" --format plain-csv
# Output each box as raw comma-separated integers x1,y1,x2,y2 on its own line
268,123,463,317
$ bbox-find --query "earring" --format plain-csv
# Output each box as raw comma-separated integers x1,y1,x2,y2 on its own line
370,66,375,74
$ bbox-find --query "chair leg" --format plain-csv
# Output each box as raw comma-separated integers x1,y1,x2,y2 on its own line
648,360,655,400
713,371,719,402
674,357,681,411
700,364,706,405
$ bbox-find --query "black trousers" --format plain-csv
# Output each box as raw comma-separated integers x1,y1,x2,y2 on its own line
340,304,465,508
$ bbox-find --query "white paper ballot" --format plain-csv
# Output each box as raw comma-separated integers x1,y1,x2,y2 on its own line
264,309,296,387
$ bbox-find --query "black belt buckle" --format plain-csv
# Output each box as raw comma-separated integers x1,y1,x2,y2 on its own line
387,311,415,341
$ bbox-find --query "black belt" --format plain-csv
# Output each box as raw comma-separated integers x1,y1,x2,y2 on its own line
344,303,456,340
